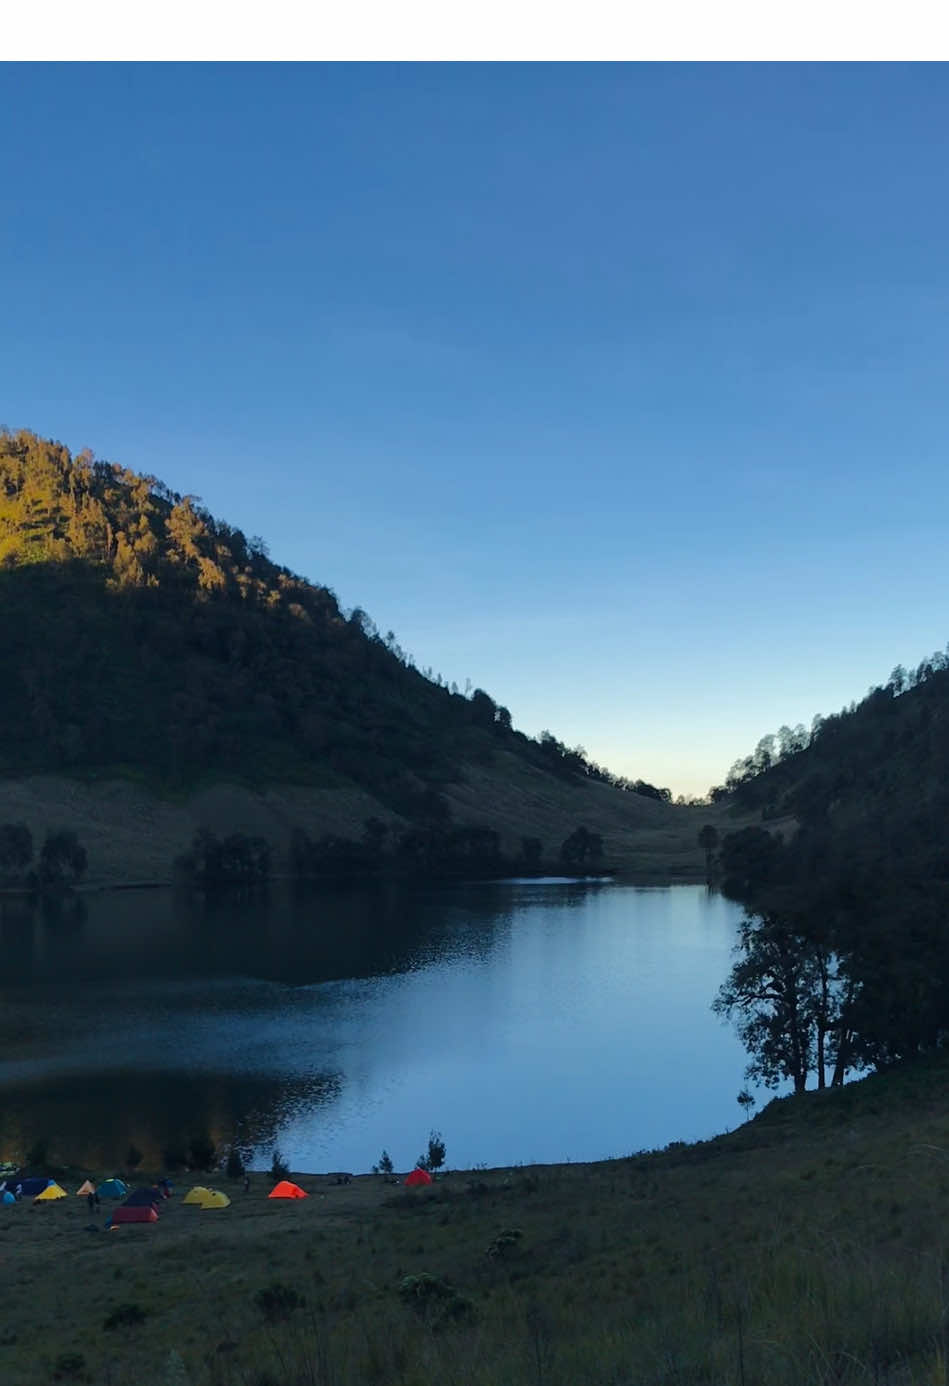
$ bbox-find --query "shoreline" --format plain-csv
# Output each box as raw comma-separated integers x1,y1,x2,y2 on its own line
1,866,709,897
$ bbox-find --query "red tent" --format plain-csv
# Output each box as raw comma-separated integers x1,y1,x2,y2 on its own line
404,1168,433,1187
112,1205,158,1224
268,1180,307,1199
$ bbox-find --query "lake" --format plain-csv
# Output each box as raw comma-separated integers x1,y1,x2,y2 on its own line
0,879,750,1173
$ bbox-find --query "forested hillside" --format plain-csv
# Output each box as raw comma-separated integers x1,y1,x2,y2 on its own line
0,430,681,857
711,654,949,1090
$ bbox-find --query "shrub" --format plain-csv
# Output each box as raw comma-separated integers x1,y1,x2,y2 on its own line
26,1137,49,1168
270,1149,291,1182
162,1142,188,1171
487,1227,523,1259
254,1282,305,1322
52,1352,86,1381
417,1130,446,1175
398,1273,454,1307
188,1133,217,1171
103,1303,148,1331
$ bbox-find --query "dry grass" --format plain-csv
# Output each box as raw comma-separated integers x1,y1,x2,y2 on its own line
4,1057,949,1385
0,762,755,887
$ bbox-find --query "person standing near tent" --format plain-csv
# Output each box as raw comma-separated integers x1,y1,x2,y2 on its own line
243,1174,250,1194
87,1191,95,1213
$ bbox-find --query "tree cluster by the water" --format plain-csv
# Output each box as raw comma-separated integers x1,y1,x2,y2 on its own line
0,430,670,816
0,821,87,892
706,648,949,1091
176,818,609,887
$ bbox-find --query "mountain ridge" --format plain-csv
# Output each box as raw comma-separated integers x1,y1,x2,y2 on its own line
0,429,716,880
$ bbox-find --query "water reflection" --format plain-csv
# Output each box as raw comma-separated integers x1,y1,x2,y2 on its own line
0,881,747,1171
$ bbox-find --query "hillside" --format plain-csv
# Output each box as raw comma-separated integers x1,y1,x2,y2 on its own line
0,430,716,881
711,655,949,1084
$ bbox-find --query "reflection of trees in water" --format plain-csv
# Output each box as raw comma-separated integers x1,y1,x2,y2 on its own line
40,892,87,931
0,1068,342,1171
1,877,588,987
181,879,511,985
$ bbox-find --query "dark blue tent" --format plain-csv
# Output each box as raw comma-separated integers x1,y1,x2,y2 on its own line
123,1187,163,1208
18,1178,51,1197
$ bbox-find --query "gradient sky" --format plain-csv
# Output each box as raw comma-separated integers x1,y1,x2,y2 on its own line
2,62,948,795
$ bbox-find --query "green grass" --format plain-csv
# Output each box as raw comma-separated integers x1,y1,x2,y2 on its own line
5,1058,949,1383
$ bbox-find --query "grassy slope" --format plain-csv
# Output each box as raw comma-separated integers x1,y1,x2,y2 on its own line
0,760,750,884
4,1058,949,1386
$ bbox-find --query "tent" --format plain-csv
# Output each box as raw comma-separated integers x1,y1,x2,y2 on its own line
112,1205,158,1225
268,1180,307,1199
184,1187,230,1209
183,1186,213,1205
404,1168,433,1187
1,1192,15,1206
124,1187,163,1208
18,1177,51,1197
75,1179,96,1197
34,1182,67,1201
96,1178,127,1199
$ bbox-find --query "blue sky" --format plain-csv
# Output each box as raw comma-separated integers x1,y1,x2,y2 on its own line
2,62,948,795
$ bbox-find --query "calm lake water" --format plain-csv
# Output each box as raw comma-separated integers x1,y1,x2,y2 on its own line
0,880,750,1173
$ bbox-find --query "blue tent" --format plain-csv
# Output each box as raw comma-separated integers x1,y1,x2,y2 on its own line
96,1178,127,1199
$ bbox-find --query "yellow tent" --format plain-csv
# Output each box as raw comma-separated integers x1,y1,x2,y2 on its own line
34,1182,67,1201
76,1179,95,1196
197,1188,230,1208
185,1186,230,1209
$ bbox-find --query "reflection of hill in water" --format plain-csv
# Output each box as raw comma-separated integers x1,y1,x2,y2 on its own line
0,1067,341,1172
0,878,581,987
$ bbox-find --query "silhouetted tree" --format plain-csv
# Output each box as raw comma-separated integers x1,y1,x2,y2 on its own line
560,825,604,867
713,911,851,1093
0,822,33,879
697,824,719,881
520,836,543,867
38,829,87,887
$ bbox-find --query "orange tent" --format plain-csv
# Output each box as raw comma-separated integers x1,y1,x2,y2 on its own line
268,1180,307,1199
405,1168,432,1187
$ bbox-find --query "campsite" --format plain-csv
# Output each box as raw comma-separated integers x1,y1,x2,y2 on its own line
4,1055,949,1385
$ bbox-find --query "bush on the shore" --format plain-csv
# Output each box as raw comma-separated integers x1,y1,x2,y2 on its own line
176,829,271,887
161,1142,188,1171
25,1137,49,1169
187,1133,217,1171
